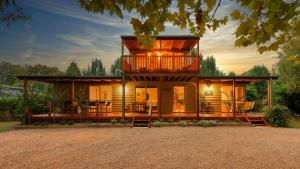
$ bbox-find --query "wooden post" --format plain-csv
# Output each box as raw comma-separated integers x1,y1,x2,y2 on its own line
197,39,200,71
121,40,126,121
267,79,271,112
71,80,75,114
24,79,30,124
196,81,199,118
232,79,236,117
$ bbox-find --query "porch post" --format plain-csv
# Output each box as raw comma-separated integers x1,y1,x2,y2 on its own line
267,79,271,112
196,81,199,118
121,39,126,121
71,80,75,114
232,79,236,117
24,79,30,124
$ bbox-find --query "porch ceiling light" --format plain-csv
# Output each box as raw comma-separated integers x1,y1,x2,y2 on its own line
204,85,213,95
147,52,151,57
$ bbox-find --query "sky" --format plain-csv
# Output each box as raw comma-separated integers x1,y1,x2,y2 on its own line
0,0,278,74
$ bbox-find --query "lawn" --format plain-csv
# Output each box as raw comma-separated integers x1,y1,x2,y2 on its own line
289,118,300,128
0,121,19,133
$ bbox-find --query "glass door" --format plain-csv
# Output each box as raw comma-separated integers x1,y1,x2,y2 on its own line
173,86,185,112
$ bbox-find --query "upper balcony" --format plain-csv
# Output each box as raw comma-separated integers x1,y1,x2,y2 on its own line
121,35,200,74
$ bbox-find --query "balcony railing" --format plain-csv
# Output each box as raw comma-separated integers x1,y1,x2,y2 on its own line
123,55,199,73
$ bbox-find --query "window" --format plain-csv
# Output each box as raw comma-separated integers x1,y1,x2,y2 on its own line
173,86,185,112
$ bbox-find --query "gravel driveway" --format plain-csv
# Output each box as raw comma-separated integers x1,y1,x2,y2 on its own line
0,127,299,169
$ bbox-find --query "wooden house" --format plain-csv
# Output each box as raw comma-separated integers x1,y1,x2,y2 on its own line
17,35,277,125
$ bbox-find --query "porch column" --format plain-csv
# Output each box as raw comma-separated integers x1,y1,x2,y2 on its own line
121,39,126,121
71,80,75,114
267,79,271,112
232,79,236,116
24,79,30,124
196,81,199,118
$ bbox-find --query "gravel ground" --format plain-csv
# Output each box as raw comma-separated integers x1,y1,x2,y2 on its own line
0,127,299,169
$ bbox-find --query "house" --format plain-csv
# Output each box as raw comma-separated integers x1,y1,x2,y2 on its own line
17,35,277,125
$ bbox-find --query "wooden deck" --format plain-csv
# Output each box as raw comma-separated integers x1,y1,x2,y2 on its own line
29,112,263,122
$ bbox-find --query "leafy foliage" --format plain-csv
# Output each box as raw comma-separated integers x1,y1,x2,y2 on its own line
0,61,62,86
242,65,270,100
197,120,217,127
200,55,224,76
153,120,162,127
82,58,106,76
79,0,300,52
278,46,300,92
110,57,121,75
65,61,81,76
0,0,30,26
179,120,187,127
265,105,290,127
227,71,236,76
283,92,300,116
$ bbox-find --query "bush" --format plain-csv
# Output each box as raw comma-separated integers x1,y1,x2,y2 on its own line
0,96,19,109
158,118,165,122
197,120,217,127
167,118,174,123
16,101,26,124
265,105,290,127
111,119,117,124
179,120,187,127
152,120,161,127
283,92,300,116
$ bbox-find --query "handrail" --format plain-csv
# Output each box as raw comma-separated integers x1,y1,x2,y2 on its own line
123,55,199,73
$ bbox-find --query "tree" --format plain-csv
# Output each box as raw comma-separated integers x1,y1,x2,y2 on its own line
242,65,270,112
228,71,236,76
110,57,121,75
200,55,224,76
82,58,105,76
278,44,300,92
65,61,81,76
79,0,300,52
242,65,270,99
0,0,30,26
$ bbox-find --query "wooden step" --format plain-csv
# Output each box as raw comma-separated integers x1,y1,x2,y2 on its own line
246,116,268,126
132,120,149,128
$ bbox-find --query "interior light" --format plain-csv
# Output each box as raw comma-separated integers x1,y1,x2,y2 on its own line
204,85,213,95
147,52,151,57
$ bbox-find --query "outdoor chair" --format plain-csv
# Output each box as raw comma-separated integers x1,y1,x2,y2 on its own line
105,101,111,112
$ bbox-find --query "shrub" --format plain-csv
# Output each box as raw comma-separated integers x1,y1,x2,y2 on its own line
197,120,217,127
0,96,19,109
158,118,165,122
67,120,74,125
167,118,174,123
265,105,290,127
111,119,117,124
152,120,161,127
16,101,26,124
283,92,300,116
179,120,187,127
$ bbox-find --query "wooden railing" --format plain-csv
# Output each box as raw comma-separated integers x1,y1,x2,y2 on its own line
123,55,199,73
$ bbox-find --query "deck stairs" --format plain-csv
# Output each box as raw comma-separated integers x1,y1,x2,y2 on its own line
246,116,269,126
131,103,152,128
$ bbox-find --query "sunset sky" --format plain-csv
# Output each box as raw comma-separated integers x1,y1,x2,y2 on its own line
0,0,278,74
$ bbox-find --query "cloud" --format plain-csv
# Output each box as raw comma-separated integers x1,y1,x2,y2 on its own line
20,49,33,58
24,0,131,28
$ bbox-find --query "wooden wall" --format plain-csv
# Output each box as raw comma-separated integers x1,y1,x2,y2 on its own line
198,84,222,112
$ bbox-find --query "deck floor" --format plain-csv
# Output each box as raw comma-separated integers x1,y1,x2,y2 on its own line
30,112,262,122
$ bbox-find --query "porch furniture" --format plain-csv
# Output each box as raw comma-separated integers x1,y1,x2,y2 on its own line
236,101,256,115
200,102,214,114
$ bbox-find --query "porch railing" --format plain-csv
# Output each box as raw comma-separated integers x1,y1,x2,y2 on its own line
123,55,199,73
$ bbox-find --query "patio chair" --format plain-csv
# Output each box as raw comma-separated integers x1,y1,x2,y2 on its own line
105,101,111,112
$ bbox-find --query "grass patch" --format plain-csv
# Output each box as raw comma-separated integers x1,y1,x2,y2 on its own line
289,118,300,128
0,121,19,133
